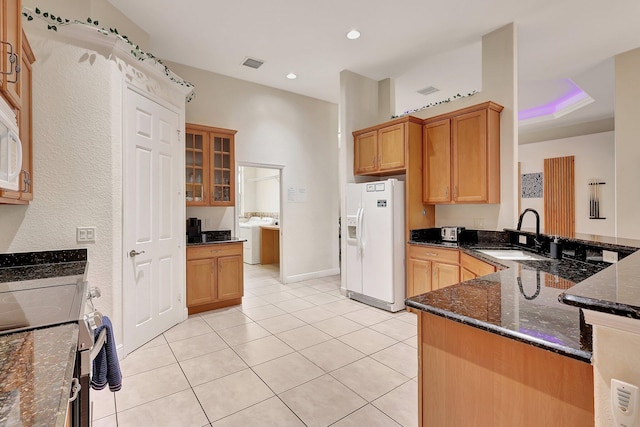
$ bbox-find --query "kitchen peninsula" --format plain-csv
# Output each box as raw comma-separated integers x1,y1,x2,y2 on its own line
405,229,640,427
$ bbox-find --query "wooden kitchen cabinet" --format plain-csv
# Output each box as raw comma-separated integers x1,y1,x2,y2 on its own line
0,0,22,109
407,257,431,298
419,312,594,426
353,116,421,176
0,30,35,204
185,124,236,207
186,242,243,314
459,251,497,280
406,244,459,297
423,101,503,204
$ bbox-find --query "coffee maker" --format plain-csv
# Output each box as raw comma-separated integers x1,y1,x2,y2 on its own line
186,218,201,243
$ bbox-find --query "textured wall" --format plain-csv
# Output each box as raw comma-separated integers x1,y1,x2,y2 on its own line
0,33,120,337
593,323,640,427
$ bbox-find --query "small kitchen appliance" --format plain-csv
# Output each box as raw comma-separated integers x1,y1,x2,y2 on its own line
186,218,202,243
441,226,465,242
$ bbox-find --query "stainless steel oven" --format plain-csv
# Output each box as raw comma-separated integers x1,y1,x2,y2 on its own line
71,287,104,427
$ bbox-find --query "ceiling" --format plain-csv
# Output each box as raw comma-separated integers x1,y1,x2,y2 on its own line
106,0,640,136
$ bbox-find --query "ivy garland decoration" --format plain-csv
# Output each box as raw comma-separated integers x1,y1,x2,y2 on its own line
22,7,195,102
391,90,479,118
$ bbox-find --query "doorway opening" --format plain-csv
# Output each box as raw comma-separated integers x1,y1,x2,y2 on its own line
237,164,283,282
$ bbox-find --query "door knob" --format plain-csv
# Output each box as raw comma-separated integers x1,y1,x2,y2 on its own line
129,250,145,258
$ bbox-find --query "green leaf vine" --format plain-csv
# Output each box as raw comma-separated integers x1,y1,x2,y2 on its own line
22,7,195,102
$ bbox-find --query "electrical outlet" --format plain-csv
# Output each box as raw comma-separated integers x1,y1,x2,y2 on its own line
603,250,618,263
77,227,96,243
519,235,527,244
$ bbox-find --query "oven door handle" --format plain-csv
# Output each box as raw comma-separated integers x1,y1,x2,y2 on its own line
68,377,81,403
90,329,107,361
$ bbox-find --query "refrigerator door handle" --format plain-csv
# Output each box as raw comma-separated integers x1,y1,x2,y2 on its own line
356,207,364,256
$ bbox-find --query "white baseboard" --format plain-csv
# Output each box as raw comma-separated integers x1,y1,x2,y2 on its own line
284,268,340,284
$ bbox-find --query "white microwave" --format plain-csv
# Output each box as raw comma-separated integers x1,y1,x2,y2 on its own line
0,97,22,191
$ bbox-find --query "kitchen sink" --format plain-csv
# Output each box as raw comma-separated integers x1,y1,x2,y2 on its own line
477,249,547,261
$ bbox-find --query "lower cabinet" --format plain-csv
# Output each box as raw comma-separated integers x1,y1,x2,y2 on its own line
186,242,243,315
407,246,500,298
459,251,497,280
407,245,460,298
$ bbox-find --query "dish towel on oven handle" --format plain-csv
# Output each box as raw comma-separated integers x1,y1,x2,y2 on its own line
90,316,122,392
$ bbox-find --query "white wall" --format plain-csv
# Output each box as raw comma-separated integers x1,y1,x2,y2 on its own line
254,168,280,213
615,47,640,239
23,0,150,50
412,24,519,231
168,61,340,282
240,166,280,215
518,131,615,236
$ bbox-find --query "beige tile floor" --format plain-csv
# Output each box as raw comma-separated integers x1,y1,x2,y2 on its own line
91,264,418,427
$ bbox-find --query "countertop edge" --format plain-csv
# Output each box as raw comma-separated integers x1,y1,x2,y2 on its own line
405,299,592,363
186,238,246,246
560,293,640,320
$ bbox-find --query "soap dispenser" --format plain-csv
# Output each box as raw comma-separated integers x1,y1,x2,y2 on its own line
550,236,562,259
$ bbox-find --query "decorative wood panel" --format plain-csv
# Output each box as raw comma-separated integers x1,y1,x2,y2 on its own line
544,156,575,237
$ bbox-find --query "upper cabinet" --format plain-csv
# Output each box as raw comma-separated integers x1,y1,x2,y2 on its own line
1,0,23,109
353,116,421,176
423,102,503,204
185,123,236,207
1,2,38,204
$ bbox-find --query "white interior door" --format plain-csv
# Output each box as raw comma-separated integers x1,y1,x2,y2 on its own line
123,87,184,354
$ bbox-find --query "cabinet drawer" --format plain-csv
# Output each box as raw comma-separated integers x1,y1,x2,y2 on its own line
187,243,242,260
460,252,496,277
408,245,459,263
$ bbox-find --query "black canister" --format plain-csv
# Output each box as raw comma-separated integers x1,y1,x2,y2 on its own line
550,237,562,259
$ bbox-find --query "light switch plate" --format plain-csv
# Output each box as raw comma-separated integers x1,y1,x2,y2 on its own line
77,227,96,243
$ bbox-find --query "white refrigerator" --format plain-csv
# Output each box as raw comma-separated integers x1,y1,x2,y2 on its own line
345,179,405,312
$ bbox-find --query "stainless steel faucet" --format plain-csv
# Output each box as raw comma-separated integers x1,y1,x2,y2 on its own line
517,208,541,251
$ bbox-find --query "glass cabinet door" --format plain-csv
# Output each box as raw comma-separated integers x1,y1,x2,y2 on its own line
211,134,234,205
185,130,208,206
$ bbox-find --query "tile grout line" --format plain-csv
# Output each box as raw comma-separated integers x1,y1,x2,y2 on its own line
110,265,415,426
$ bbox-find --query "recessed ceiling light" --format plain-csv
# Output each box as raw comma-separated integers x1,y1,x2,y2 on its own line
286,73,297,80
346,29,361,40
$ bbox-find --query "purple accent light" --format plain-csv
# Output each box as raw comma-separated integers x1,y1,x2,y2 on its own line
519,79,592,122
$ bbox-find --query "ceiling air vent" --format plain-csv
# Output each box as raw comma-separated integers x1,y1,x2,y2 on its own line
417,86,439,96
242,57,265,69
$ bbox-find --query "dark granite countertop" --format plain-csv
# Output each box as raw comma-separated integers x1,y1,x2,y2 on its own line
0,323,78,427
561,249,640,319
405,232,635,363
0,249,88,426
186,238,246,247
